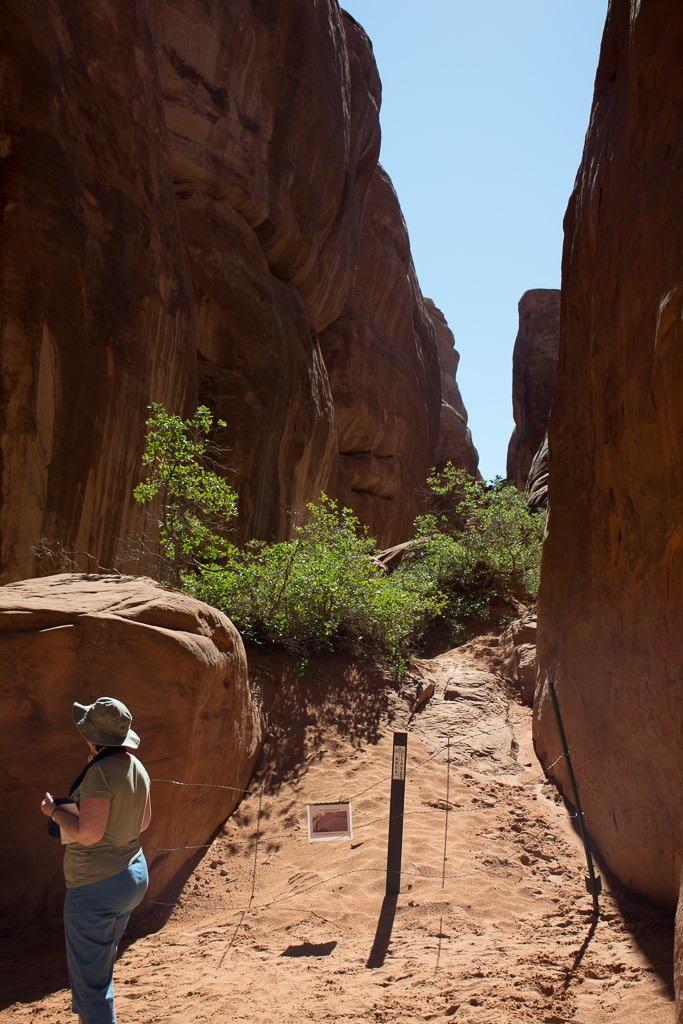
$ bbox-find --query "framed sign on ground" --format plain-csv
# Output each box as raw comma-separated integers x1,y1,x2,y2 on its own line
307,802,353,841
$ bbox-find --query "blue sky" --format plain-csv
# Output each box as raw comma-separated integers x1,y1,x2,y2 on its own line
340,1,608,481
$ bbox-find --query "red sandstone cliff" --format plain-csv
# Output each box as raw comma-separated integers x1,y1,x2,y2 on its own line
534,0,683,980
0,1,476,582
317,172,463,541
0,0,198,584
506,289,559,491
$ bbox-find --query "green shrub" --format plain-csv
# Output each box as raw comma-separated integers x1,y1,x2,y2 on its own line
132,406,543,666
184,495,443,670
400,465,545,639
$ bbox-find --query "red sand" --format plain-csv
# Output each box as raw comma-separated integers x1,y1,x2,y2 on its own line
1,646,674,1023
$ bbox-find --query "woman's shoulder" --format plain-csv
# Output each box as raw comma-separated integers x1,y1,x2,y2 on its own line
91,751,146,782
128,752,151,787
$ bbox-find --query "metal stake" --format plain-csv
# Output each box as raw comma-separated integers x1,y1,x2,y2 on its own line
546,668,601,915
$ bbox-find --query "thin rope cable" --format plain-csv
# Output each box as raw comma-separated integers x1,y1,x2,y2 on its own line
145,750,569,853
218,779,264,966
13,704,538,795
150,777,250,794
221,860,525,915
340,710,544,805
441,736,451,890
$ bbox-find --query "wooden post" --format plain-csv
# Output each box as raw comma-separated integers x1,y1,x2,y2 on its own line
385,732,407,896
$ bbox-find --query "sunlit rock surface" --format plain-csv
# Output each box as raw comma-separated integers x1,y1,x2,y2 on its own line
318,167,443,542
427,300,480,479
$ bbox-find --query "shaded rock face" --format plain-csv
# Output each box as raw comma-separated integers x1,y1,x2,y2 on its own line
0,574,262,927
0,0,198,584
506,290,560,490
496,611,537,706
149,1,382,542
525,433,549,513
426,300,480,479
0,1,474,576
535,0,683,929
318,168,442,541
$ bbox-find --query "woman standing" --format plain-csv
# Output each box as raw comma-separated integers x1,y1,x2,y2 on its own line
40,697,151,1024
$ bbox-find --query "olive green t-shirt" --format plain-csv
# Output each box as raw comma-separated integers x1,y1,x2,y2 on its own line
63,752,150,888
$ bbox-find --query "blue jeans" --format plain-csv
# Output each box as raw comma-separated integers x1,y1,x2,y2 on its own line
64,853,148,1024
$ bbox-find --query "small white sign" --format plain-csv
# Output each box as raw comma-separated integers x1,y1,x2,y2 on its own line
307,802,353,841
392,746,406,781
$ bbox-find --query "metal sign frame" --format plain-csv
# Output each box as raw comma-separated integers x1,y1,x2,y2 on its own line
307,801,353,841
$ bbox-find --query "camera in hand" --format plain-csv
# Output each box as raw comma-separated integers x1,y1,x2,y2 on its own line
47,796,76,838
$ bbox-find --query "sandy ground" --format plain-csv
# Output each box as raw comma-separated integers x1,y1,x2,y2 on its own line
1,643,675,1023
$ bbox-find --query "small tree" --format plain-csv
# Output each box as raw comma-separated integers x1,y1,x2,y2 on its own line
133,403,238,585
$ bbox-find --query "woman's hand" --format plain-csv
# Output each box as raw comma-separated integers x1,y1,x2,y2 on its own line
41,792,56,818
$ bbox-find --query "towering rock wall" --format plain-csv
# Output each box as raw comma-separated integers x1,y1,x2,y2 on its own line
0,0,198,584
318,170,451,541
0,0,476,581
148,0,382,542
506,289,560,491
535,0,683,925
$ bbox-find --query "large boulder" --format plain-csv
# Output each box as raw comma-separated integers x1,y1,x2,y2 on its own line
535,0,683,928
506,289,560,490
0,574,262,927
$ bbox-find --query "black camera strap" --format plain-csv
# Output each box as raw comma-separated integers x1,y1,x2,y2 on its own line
48,747,129,838
68,746,123,797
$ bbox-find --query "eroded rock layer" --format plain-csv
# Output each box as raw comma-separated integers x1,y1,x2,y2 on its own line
318,168,444,541
0,574,262,926
506,289,559,490
0,0,198,584
0,0,476,577
535,0,683,923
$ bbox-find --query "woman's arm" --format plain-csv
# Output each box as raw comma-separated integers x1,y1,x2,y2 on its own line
41,792,110,846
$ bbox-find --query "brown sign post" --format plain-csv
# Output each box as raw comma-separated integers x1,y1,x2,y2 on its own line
385,732,407,896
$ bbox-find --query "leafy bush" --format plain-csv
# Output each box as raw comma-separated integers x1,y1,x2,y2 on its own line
423,464,544,597
184,496,443,670
402,465,545,641
132,406,544,666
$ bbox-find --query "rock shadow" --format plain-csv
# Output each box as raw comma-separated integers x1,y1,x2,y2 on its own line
557,802,675,998
246,648,398,797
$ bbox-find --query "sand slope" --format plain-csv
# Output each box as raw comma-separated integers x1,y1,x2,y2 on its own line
2,645,674,1023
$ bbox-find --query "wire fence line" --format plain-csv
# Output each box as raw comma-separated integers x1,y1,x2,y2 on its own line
143,732,573,928
18,697,587,937
145,740,569,857
134,721,680,989
12,703,532,794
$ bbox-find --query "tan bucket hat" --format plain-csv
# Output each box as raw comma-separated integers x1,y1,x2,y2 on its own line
72,696,140,749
